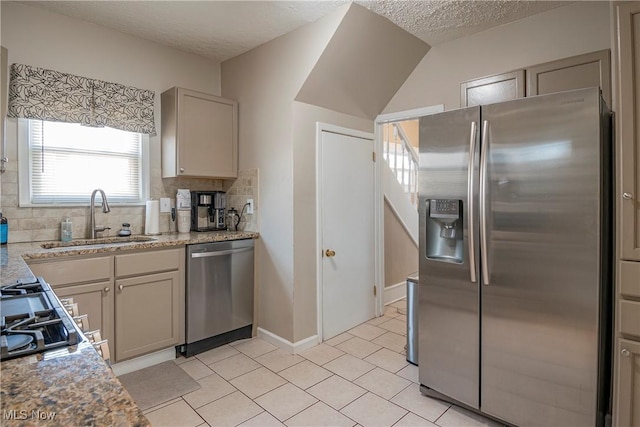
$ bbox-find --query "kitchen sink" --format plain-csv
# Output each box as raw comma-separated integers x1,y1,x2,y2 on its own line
41,236,157,249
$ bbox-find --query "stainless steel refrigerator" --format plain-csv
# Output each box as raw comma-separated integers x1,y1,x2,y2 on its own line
418,87,612,427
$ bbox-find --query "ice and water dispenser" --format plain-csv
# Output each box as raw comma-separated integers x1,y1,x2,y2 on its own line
425,199,463,263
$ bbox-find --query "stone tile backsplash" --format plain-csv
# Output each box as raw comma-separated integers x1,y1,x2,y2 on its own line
225,168,259,233
0,168,259,243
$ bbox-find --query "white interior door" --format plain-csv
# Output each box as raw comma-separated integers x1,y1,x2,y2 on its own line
320,129,375,340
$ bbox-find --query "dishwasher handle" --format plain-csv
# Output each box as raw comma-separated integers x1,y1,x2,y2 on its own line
191,246,253,258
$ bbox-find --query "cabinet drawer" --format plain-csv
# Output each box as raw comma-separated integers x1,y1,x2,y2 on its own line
620,300,640,338
29,256,112,287
620,261,640,298
115,248,182,277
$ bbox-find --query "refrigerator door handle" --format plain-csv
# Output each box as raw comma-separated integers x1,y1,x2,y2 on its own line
467,121,478,284
480,120,490,286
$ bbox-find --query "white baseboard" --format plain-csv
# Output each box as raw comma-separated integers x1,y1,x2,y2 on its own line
384,281,407,305
111,347,176,377
257,327,320,354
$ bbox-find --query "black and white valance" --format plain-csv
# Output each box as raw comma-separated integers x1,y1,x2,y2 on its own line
7,63,156,135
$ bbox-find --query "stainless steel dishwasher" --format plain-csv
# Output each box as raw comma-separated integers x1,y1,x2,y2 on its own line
183,239,254,357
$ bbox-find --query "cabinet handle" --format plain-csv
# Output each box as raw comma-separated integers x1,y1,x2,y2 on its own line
621,348,631,357
118,284,123,291
103,287,110,293
179,167,184,173
623,192,633,200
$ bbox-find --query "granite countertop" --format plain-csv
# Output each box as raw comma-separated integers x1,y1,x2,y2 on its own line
0,230,258,426
1,342,149,427
1,230,259,287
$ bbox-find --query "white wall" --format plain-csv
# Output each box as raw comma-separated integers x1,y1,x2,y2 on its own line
0,2,222,241
384,1,612,113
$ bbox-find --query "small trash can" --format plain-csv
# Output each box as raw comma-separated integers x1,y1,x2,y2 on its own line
406,272,419,365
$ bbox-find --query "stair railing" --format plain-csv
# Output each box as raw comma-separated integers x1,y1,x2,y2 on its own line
383,123,419,207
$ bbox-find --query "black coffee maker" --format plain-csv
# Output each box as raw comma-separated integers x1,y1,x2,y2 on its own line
190,191,226,231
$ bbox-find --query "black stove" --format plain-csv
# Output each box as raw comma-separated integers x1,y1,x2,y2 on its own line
1,277,82,361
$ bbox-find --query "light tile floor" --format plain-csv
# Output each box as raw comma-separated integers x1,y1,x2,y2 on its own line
136,299,504,427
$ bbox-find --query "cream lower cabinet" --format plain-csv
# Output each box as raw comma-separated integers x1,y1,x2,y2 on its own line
28,255,114,345
616,339,640,426
54,281,114,348
28,247,185,363
114,247,185,362
115,271,182,361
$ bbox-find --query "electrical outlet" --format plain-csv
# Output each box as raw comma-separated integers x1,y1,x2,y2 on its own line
247,199,254,215
160,198,171,213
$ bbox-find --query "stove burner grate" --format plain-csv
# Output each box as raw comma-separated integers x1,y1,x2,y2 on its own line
1,277,81,360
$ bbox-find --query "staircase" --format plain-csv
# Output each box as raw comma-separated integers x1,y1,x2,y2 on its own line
381,121,419,304
381,122,418,244
382,123,418,207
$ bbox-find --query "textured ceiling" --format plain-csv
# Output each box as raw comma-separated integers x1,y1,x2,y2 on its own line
19,1,569,62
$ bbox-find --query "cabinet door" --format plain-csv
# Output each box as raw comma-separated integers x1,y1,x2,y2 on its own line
460,70,525,107
178,88,238,178
615,339,640,427
526,50,611,107
618,3,640,261
54,281,114,347
115,271,182,361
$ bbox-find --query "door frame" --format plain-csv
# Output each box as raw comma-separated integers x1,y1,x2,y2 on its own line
374,105,444,313
316,107,445,340
316,123,377,341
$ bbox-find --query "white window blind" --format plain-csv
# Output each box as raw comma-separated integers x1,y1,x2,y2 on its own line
26,120,145,205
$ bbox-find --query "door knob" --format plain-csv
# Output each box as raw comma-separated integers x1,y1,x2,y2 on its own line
623,192,633,200
325,249,336,257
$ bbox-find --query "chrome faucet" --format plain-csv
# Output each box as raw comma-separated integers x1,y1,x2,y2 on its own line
89,189,111,239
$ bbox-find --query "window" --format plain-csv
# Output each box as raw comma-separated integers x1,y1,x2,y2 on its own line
18,119,149,206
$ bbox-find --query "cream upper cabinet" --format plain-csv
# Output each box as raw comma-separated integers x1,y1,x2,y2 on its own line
526,50,611,107
460,50,611,108
460,70,525,107
618,2,640,261
161,87,238,179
